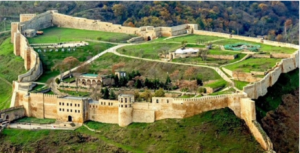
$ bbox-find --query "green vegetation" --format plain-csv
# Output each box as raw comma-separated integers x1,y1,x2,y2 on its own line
36,42,115,83
58,89,90,97
0,108,263,152
90,53,222,82
210,87,236,95
208,49,239,55
224,57,280,73
164,34,223,43
205,79,228,90
0,37,26,110
233,80,249,90
117,43,181,59
255,68,299,120
215,39,296,54
172,53,246,66
179,94,195,98
14,117,56,124
27,27,136,43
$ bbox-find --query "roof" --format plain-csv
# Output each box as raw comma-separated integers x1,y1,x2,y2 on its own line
175,48,199,54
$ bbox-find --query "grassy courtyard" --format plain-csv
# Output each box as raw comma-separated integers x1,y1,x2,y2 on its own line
27,27,137,43
0,108,263,152
224,57,280,73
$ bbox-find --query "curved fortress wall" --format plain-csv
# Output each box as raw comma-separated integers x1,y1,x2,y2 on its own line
243,50,299,99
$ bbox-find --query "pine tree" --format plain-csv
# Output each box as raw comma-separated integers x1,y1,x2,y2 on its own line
109,90,116,100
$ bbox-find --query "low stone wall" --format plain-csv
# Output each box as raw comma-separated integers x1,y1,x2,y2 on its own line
0,106,25,122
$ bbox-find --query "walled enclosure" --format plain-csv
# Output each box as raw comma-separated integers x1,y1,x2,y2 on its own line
9,10,300,152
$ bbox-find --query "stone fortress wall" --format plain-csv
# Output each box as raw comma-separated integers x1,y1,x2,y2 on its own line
243,51,299,99
9,10,300,152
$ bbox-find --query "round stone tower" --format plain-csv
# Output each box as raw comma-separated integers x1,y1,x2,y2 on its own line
118,94,134,127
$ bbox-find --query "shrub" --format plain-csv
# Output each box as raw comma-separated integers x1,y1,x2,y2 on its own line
97,37,102,40
55,78,61,84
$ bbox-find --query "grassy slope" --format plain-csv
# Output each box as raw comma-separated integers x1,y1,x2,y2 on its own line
0,37,26,110
172,53,246,66
117,43,181,59
255,68,299,120
27,27,136,43
0,108,263,152
233,80,249,90
90,53,222,82
224,57,281,72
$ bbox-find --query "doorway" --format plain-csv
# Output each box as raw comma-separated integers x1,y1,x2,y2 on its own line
147,36,151,41
5,115,9,120
68,115,72,122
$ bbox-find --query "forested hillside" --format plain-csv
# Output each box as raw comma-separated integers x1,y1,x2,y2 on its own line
0,1,298,44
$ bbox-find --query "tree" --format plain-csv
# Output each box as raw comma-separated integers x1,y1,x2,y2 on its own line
170,70,180,85
154,88,165,97
109,90,116,100
101,87,109,99
76,64,90,73
141,89,152,102
198,49,209,61
55,78,60,84
127,80,134,88
134,79,142,88
181,40,187,49
112,62,125,74
184,67,196,80
276,34,283,42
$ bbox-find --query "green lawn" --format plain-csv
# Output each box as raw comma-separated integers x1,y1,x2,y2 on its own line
164,34,223,44
233,80,249,90
90,53,222,82
117,43,181,59
27,27,137,43
209,48,239,55
14,117,56,124
210,87,236,95
179,94,195,98
36,42,115,83
204,79,228,90
214,39,297,54
59,89,90,97
224,57,280,73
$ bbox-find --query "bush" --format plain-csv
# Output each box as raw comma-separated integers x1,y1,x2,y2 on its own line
198,87,206,93
55,78,61,84
97,37,102,40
